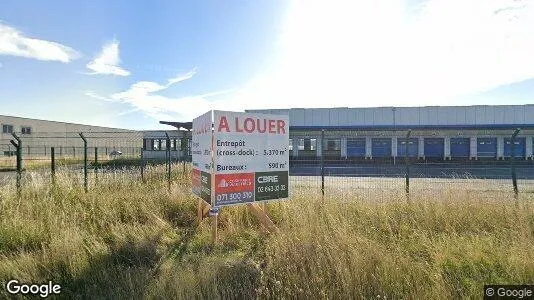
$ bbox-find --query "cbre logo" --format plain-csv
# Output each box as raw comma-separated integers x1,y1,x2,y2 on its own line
257,175,278,184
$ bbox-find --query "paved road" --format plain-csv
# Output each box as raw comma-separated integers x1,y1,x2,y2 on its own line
290,163,534,179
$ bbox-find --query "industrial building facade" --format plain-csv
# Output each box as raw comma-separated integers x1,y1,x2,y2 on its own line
247,105,534,160
5,104,533,162
0,115,141,158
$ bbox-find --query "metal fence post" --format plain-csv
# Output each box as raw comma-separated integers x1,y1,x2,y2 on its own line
79,133,88,192
140,147,145,183
94,147,98,182
405,129,412,196
321,129,325,199
10,134,22,192
511,128,520,198
51,147,56,183
165,132,171,193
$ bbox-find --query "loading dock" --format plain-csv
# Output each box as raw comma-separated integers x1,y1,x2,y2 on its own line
372,138,391,158
347,138,366,157
450,138,470,158
424,138,444,158
477,138,497,158
504,137,526,158
397,138,418,157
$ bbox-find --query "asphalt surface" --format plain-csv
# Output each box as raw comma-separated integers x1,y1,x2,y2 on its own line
289,162,534,179
1,163,533,187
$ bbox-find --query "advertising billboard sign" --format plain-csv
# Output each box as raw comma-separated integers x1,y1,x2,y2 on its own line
192,110,289,207
212,110,289,207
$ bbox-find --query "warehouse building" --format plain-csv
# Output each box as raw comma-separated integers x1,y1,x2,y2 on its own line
0,115,141,158
246,105,534,161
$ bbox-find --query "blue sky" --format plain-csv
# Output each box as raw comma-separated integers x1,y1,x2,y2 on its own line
1,0,533,130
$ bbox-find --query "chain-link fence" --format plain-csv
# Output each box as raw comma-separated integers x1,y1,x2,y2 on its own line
1,129,533,200
0,131,192,192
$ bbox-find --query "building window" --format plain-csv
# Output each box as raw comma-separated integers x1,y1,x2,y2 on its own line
161,139,167,151
310,139,317,150
298,139,305,151
298,138,317,151
21,126,32,134
180,138,187,151
2,124,13,134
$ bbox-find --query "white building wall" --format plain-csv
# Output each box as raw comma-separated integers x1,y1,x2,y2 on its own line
526,137,533,159
0,115,137,157
444,137,451,159
290,109,306,127
248,105,534,127
497,137,504,159
418,137,425,158
365,137,372,158
466,107,477,125
391,137,398,157
470,137,478,159
340,137,347,158
316,135,322,157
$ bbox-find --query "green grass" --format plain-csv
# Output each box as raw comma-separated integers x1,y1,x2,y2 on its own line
0,165,533,299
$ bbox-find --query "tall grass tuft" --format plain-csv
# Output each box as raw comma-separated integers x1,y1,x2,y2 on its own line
0,166,533,299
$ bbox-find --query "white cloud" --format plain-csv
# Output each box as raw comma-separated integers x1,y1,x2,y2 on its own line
233,0,534,109
86,40,130,76
0,23,80,62
86,0,534,123
85,69,236,121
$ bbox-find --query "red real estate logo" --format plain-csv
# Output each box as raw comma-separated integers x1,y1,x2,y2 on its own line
215,173,255,194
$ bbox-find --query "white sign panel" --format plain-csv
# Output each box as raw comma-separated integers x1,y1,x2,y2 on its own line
191,111,213,203
212,110,289,207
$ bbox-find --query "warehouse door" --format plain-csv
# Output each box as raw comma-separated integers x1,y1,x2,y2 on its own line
347,138,366,157
372,138,391,158
504,137,525,158
397,138,418,157
424,138,444,158
477,138,497,158
450,138,470,158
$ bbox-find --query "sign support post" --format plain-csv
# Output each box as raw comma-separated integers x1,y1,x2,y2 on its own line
247,203,278,233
